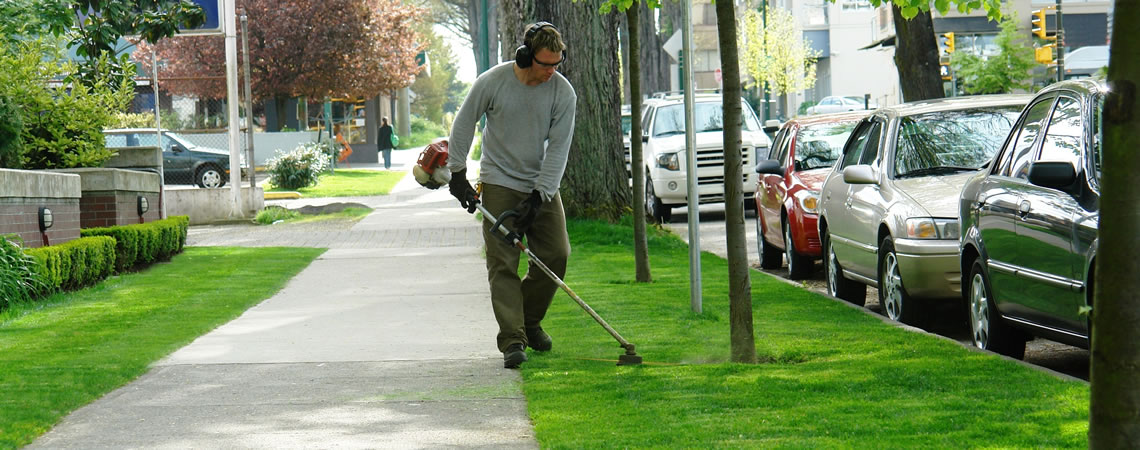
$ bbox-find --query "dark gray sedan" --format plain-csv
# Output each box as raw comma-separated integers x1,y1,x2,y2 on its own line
959,79,1104,359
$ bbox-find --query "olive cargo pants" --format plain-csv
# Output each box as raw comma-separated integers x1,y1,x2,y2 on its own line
480,183,570,353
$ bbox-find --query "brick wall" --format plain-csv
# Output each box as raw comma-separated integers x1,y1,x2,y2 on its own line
79,191,162,228
0,169,82,249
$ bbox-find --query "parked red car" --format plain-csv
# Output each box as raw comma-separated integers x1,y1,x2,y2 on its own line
754,112,866,279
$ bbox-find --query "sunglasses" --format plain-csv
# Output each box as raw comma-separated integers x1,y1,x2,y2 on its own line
533,53,566,68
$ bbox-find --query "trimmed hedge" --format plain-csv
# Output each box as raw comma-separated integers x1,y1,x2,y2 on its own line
81,215,189,272
25,236,117,294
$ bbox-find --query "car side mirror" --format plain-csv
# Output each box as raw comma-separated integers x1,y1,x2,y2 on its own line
842,165,876,185
763,119,781,134
754,159,782,175
1027,161,1077,191
641,134,649,143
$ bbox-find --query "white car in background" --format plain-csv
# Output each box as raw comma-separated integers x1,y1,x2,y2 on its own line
640,92,771,222
806,96,878,115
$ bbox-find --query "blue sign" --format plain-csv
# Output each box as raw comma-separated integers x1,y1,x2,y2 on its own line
180,0,222,35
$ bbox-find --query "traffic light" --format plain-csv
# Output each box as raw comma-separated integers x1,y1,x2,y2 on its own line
1035,43,1057,65
941,32,956,54
1031,8,1056,40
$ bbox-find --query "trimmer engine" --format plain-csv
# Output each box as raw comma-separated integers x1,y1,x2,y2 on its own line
413,140,452,189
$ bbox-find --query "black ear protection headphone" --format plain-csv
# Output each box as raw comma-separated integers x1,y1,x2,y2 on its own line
515,21,563,68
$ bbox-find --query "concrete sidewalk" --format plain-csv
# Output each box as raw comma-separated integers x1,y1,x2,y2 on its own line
30,154,537,448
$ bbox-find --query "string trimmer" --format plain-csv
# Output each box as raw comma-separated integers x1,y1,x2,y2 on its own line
414,141,643,366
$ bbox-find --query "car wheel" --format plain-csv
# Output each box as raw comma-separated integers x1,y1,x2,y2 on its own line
758,216,782,270
969,258,1026,359
646,174,671,223
878,236,924,326
196,165,225,188
784,220,813,280
822,228,866,306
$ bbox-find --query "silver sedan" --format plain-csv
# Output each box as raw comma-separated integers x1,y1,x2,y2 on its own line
817,95,1030,326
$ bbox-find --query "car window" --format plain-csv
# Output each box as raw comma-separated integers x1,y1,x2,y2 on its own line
858,121,882,166
1005,99,1055,179
641,106,654,136
1037,96,1083,169
105,134,127,147
894,106,1022,178
794,120,859,170
1092,95,1103,182
820,98,837,106
839,120,873,169
621,115,632,136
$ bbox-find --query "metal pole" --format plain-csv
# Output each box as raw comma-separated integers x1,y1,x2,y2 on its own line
152,49,166,219
761,0,770,122
241,13,256,210
1055,0,1065,82
681,0,702,314
224,0,242,217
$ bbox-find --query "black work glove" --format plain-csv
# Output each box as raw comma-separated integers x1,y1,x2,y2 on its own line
513,190,543,235
448,169,478,213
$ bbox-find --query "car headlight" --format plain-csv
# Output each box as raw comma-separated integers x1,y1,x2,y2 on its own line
905,217,959,240
793,189,820,214
656,152,680,171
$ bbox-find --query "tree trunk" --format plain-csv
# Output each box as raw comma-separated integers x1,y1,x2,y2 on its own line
715,0,757,364
627,6,651,283
528,0,629,221
497,0,531,62
466,0,501,73
639,4,671,95
1090,0,1140,445
890,6,943,102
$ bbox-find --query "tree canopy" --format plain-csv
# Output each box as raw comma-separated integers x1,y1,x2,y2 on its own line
134,0,424,102
739,6,820,96
949,13,1035,95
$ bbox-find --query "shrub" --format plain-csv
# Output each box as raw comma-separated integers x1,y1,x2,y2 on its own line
266,142,332,190
25,235,117,295
255,206,302,224
0,95,23,168
81,215,189,272
403,115,448,150
0,235,41,308
0,40,134,170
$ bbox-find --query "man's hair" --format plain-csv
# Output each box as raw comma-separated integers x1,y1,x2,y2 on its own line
529,25,566,55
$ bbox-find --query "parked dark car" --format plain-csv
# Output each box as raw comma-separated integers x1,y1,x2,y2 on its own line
817,95,1029,326
754,111,866,279
104,128,243,188
958,79,1104,359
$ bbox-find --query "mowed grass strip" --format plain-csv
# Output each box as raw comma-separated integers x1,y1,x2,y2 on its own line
267,169,405,197
523,219,1088,448
0,247,324,448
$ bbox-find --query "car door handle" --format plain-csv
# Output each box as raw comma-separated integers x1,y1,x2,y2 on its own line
844,198,853,209
1018,200,1031,218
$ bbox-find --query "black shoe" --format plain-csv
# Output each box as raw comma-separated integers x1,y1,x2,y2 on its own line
526,326,552,352
503,343,527,368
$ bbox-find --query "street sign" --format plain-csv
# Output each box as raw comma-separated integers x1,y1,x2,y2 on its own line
714,68,722,84
940,63,951,81
663,30,682,61
178,0,222,36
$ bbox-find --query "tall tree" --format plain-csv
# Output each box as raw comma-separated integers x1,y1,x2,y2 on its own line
714,0,757,364
603,0,655,283
889,5,943,101
618,4,670,100
134,0,423,130
740,6,820,98
1091,0,1140,445
10,0,205,87
949,13,1035,95
501,0,629,221
410,24,462,124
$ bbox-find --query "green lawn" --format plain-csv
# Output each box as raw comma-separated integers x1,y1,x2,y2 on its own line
267,169,405,197
523,219,1088,448
0,247,324,448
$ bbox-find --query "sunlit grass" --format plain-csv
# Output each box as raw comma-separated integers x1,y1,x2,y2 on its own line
523,218,1088,448
266,169,404,197
254,206,372,225
0,247,324,448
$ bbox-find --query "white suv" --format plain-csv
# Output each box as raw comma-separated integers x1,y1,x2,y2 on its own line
639,93,770,222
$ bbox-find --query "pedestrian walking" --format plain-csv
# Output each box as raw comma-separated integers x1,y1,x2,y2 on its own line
378,117,394,169
446,22,577,369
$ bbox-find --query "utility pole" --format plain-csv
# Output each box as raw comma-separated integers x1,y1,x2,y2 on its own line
1055,0,1065,82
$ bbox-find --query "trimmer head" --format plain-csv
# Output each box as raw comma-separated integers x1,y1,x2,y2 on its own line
616,344,643,366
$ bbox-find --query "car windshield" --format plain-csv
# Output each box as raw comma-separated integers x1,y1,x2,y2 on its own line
795,120,859,170
894,106,1022,178
652,101,760,137
621,115,632,136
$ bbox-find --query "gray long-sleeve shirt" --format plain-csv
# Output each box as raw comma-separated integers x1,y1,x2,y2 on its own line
447,61,577,201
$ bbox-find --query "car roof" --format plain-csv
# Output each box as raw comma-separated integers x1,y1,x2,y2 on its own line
874,94,1033,118
1036,78,1107,98
104,128,167,134
785,110,870,127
